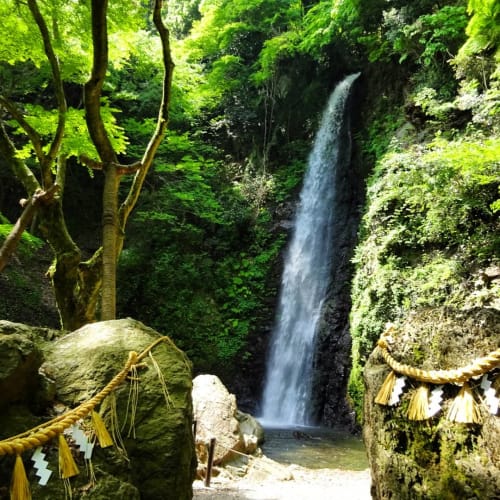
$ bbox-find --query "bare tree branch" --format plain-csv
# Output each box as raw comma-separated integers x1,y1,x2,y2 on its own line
0,184,60,273
0,95,45,164
118,0,174,232
27,0,67,187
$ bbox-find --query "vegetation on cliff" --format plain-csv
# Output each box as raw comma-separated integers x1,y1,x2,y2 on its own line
0,0,498,413
348,0,499,417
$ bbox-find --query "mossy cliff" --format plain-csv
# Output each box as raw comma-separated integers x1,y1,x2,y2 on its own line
349,1,500,497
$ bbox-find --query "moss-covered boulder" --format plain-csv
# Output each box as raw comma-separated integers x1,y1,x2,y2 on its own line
0,319,196,500
0,321,61,409
363,307,500,499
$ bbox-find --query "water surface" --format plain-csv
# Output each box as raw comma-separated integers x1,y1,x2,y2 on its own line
261,426,368,471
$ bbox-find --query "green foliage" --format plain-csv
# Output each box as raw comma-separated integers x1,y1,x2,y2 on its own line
459,0,500,57
417,6,468,66
359,109,406,161
9,105,129,161
165,0,201,38
298,1,341,57
454,0,500,90
116,126,289,372
0,0,149,81
252,31,300,84
271,159,306,202
349,132,499,414
362,4,467,67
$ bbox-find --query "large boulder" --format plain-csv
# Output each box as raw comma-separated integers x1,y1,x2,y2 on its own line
0,321,60,408
0,319,196,500
192,374,264,465
363,307,500,499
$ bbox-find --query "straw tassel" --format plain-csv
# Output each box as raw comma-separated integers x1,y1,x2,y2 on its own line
10,454,31,500
447,384,482,424
58,434,79,479
407,385,430,420
91,410,114,448
375,370,397,405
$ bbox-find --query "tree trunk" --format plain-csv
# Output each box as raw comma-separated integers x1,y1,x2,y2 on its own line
0,123,98,330
101,164,119,320
39,200,103,331
1,0,173,329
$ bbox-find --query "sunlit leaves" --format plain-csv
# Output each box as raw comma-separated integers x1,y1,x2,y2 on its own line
0,0,46,66
0,0,156,82
9,103,128,162
463,0,500,54
252,31,299,84
363,135,499,258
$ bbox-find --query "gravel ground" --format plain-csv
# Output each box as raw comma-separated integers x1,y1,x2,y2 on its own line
193,458,371,500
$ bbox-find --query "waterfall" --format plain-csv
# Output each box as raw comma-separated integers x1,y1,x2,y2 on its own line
260,73,360,426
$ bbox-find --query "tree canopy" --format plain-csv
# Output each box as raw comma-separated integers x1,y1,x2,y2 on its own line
0,0,173,328
0,0,498,386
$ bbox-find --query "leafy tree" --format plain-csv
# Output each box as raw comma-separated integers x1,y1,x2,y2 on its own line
454,0,500,85
0,0,173,329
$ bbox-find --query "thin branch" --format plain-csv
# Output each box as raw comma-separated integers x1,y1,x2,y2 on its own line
115,161,142,176
79,154,142,175
119,0,174,226
27,0,67,185
79,154,104,171
0,96,45,164
0,122,40,195
0,184,60,273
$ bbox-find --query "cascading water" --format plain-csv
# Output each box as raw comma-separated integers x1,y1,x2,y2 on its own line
260,73,360,426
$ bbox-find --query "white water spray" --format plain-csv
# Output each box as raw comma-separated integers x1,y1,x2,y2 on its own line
260,73,360,426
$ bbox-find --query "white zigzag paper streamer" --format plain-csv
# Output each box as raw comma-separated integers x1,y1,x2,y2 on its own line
428,385,444,417
389,376,406,406
480,374,499,415
32,446,52,486
71,424,94,459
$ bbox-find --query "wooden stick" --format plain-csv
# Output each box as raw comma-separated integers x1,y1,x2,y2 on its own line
205,438,216,487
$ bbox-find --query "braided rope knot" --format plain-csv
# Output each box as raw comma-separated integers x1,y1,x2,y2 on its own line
377,344,500,385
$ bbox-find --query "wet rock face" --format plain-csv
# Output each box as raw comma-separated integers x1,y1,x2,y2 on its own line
0,319,196,500
363,307,500,500
310,153,363,427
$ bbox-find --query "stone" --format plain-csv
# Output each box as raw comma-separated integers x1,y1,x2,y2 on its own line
245,455,294,482
0,319,196,500
0,320,60,409
363,307,500,500
193,375,263,466
236,410,265,454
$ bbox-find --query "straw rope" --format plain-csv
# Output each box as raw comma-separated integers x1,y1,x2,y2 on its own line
0,336,172,456
376,339,500,385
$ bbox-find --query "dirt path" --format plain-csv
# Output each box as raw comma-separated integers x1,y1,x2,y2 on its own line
193,460,371,500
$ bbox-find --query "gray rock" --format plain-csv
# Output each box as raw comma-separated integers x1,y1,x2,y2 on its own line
192,374,245,465
193,375,264,465
0,320,60,409
236,410,265,446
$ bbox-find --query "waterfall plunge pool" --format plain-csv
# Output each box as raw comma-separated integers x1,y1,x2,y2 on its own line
259,425,368,471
